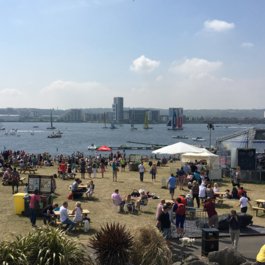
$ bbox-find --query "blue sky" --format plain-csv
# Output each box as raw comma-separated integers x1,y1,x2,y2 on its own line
0,0,264,109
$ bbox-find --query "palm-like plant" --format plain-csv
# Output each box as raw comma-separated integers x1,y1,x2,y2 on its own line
25,227,91,265
131,225,172,265
0,241,28,265
89,223,133,265
0,227,94,265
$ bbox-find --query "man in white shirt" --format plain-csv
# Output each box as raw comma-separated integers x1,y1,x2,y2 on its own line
138,162,145,182
60,201,76,232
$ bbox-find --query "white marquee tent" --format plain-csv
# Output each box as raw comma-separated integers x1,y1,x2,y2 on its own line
152,142,205,155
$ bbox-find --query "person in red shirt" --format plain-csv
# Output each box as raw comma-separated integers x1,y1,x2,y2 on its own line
29,189,41,227
237,187,247,198
203,198,218,228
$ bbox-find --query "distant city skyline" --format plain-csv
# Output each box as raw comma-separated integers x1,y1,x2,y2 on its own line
0,1,264,109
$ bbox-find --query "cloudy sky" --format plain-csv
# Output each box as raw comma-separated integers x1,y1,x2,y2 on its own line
0,0,264,109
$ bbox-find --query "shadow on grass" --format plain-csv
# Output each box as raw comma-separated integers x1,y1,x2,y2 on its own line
140,210,154,215
216,204,233,209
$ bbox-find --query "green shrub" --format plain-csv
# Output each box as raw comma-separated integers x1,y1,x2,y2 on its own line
89,223,133,265
0,241,28,265
0,227,94,265
131,225,172,265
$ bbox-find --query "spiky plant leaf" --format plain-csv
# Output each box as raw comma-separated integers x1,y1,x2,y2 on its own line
89,222,133,265
131,225,172,265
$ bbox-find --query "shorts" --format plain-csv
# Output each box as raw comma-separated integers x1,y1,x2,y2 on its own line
175,215,185,228
241,206,247,213
169,188,175,194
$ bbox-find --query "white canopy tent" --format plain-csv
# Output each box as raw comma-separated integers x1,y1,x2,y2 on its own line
152,142,205,155
181,150,219,169
181,150,221,179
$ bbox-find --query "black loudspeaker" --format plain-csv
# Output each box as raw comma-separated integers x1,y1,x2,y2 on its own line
201,228,219,256
237,148,256,170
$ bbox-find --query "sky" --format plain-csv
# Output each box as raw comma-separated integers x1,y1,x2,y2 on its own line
0,0,265,110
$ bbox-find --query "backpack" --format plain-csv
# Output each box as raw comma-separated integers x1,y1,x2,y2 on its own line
176,203,186,216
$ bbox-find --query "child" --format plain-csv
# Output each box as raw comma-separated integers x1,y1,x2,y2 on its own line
72,201,83,223
83,213,91,232
85,180,95,199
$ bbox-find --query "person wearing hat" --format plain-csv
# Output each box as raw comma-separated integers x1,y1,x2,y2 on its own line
156,204,171,239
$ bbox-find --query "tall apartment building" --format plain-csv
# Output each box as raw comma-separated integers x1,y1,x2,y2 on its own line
112,97,124,123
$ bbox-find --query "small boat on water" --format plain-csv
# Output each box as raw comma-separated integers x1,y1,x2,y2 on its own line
33,125,39,128
172,135,189,139
48,131,62,138
192,137,206,142
88,144,97,150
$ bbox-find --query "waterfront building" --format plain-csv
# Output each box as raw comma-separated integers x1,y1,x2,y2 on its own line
61,109,84,122
112,97,124,123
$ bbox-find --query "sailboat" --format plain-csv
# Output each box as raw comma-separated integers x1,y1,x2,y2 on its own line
130,110,137,130
47,110,56,130
143,113,152,129
102,112,108,129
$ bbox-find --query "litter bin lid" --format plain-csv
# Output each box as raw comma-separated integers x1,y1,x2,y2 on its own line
202,228,219,232
13,193,27,197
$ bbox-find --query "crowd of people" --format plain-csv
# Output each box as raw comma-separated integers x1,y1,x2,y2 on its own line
1,149,265,262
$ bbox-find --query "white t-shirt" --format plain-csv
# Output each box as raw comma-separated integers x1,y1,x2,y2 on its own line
138,164,145,173
199,185,206,198
240,196,248,208
60,206,69,222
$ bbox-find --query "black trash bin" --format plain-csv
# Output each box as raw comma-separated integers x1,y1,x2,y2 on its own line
201,228,219,256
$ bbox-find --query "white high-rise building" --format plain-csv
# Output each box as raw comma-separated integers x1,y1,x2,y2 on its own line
112,97,124,123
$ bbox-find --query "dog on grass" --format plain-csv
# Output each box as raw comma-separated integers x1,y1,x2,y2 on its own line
179,237,195,247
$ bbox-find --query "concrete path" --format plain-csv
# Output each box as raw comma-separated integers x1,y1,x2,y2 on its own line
170,235,265,262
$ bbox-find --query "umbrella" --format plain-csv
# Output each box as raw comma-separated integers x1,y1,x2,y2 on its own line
97,145,112,151
152,142,205,155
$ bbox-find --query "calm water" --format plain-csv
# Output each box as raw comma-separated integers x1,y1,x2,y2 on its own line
0,122,258,156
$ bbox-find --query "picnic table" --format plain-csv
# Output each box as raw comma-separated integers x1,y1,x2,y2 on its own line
54,209,90,218
252,199,265,217
18,167,37,174
214,191,226,198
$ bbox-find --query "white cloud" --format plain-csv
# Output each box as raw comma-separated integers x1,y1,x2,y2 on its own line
241,42,254,48
39,80,116,108
41,80,104,93
0,88,22,96
130,55,160,73
204,19,235,32
170,57,223,79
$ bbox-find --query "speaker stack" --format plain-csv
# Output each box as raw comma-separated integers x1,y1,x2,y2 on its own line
237,148,256,170
201,228,219,256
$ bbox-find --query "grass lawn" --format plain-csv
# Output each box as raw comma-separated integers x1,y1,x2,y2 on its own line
1,161,265,242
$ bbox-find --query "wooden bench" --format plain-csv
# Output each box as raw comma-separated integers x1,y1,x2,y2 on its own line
252,206,265,217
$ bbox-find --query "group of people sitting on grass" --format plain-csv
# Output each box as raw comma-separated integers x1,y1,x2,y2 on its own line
68,178,95,200
111,188,149,214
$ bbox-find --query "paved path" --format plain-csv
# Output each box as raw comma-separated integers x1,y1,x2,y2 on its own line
170,235,265,262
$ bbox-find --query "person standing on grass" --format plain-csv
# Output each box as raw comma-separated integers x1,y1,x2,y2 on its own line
173,197,186,238
203,198,218,228
11,167,20,194
226,210,240,250
239,193,251,213
29,189,41,227
150,163,157,183
138,161,145,182
167,173,177,200
112,160,118,182
156,204,171,239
